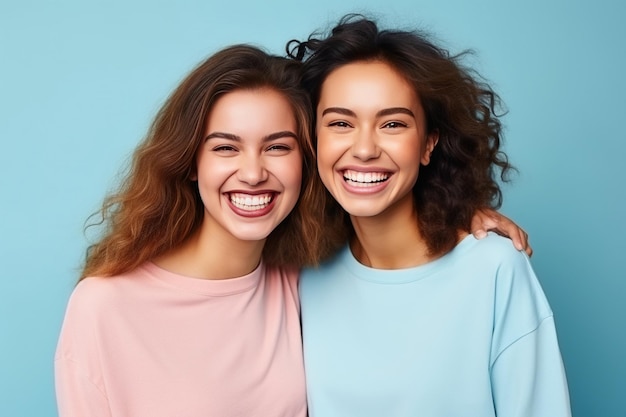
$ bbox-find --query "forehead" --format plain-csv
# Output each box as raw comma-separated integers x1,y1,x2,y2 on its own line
319,60,419,109
206,88,297,126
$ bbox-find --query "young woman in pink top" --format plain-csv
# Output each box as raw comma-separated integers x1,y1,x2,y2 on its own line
55,45,324,417
55,43,529,416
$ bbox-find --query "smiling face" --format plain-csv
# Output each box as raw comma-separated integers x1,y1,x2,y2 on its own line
194,88,303,243
316,60,438,219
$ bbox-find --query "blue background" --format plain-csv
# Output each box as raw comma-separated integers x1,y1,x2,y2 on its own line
1,0,624,416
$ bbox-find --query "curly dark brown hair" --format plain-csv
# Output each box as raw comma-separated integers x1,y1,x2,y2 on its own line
288,14,514,257
81,45,328,280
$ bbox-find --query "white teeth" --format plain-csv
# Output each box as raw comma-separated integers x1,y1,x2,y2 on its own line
343,170,388,186
230,193,273,210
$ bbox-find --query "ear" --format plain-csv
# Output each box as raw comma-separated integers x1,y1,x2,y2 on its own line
420,129,439,166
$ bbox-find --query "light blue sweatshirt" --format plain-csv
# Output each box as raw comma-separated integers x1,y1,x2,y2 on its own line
300,234,571,417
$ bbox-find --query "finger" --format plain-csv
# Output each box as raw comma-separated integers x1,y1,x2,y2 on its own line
520,230,533,257
519,237,533,256
511,227,534,256
472,228,488,239
470,208,499,236
492,214,529,253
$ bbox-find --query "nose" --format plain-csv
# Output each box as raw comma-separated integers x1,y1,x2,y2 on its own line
351,129,381,161
237,152,268,185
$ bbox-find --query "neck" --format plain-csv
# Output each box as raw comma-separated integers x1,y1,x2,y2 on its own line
349,195,432,269
154,219,265,280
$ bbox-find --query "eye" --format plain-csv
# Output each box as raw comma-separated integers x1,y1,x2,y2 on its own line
212,144,238,153
328,120,352,129
381,121,408,129
266,143,293,154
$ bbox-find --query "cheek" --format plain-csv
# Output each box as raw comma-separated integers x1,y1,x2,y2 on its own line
315,136,337,176
281,161,303,213
195,157,238,203
315,157,336,195
394,134,425,163
197,159,232,186
274,155,303,194
394,141,423,185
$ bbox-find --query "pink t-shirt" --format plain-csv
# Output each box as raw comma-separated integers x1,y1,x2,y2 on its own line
55,262,306,417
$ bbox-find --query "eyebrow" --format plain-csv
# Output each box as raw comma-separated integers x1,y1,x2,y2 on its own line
204,130,298,142
321,107,356,117
321,106,415,118
376,107,415,118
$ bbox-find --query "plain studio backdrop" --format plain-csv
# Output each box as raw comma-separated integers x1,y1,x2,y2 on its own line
1,0,624,416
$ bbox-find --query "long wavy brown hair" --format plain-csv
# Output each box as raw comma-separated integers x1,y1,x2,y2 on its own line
288,15,514,258
81,45,329,280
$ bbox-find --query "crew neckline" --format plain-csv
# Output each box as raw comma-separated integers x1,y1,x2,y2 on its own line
341,234,478,284
142,261,264,296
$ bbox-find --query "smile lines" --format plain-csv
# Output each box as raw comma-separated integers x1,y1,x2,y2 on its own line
229,193,274,210
343,170,389,187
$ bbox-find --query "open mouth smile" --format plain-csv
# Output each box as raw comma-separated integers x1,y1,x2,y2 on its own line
229,192,274,211
343,169,390,187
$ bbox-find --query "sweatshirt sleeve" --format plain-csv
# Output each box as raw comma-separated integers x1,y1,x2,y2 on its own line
55,279,112,417
491,317,571,417
55,357,112,417
489,248,571,417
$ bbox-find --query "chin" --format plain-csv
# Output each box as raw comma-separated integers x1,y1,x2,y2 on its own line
228,225,275,242
236,232,273,242
339,204,385,218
